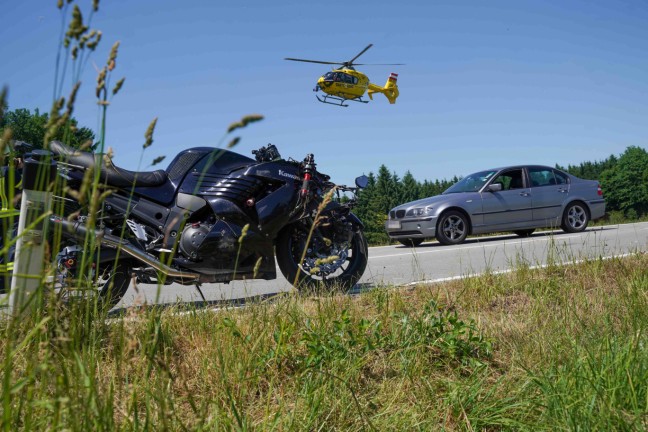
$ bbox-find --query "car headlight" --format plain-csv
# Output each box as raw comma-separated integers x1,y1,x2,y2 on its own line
407,206,434,217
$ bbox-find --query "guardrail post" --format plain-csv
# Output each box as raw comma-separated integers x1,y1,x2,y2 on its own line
7,150,56,315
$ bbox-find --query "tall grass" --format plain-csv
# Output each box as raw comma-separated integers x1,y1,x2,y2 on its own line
0,253,645,430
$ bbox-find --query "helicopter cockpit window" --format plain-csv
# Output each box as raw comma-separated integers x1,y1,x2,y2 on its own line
322,72,357,84
340,73,355,84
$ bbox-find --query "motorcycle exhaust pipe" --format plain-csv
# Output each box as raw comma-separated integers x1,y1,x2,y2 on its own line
51,217,200,282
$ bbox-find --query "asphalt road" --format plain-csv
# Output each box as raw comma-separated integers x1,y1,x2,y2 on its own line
118,221,648,308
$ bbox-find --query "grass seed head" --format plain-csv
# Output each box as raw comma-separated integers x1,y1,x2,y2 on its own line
66,5,88,41
151,155,166,166
96,66,106,98
241,114,264,126
253,257,263,278
44,97,65,145
80,139,93,151
86,31,101,51
66,81,81,114
112,77,125,96
105,146,114,159
107,41,120,70
227,114,264,133
0,86,7,122
239,224,250,244
0,129,12,165
143,117,158,149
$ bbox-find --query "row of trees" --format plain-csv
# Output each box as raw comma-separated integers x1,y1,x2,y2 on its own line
2,108,648,245
0,108,95,150
563,146,648,219
354,146,648,244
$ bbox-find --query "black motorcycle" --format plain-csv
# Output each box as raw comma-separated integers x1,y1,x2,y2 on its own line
44,142,369,307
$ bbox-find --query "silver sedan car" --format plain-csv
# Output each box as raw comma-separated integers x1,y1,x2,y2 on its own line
385,165,606,246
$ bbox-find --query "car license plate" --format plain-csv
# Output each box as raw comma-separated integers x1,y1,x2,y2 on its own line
387,220,401,229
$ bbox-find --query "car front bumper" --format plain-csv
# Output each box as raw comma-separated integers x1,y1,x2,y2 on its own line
385,216,437,239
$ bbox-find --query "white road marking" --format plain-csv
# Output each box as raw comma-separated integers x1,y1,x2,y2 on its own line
369,233,582,260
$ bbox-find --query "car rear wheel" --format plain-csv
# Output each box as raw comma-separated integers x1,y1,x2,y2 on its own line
561,202,589,233
436,210,469,245
398,238,424,247
513,229,535,237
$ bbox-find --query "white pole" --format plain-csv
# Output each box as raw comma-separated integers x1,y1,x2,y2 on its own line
7,150,56,315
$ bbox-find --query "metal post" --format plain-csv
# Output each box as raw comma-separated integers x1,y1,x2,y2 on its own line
8,150,56,315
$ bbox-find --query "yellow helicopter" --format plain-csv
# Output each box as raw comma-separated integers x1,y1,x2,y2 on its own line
285,44,403,107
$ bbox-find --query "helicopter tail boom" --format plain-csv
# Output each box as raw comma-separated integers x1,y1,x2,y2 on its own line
367,72,399,104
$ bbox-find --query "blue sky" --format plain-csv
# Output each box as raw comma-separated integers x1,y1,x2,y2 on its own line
2,0,647,186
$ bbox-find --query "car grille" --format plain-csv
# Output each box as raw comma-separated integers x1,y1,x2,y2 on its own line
390,210,406,219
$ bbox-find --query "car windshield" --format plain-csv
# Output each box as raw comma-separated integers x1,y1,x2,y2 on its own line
443,170,497,194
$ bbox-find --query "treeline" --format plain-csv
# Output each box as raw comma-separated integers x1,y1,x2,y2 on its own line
0,108,95,150
354,146,648,244
3,109,647,244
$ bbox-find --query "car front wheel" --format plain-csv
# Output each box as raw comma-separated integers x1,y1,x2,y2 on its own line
436,210,469,245
561,202,589,233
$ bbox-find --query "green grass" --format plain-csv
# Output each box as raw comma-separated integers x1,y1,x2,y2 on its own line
1,253,646,431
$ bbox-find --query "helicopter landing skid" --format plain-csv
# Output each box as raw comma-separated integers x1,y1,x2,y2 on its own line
315,94,369,107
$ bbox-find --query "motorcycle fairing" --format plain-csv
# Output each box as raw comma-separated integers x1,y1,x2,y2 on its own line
105,192,173,231
244,161,301,234
177,156,301,231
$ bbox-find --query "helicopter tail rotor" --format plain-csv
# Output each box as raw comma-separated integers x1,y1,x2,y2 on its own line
367,72,399,104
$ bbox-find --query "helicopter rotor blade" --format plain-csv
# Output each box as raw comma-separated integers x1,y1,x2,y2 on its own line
284,58,343,65
348,63,405,66
347,44,373,66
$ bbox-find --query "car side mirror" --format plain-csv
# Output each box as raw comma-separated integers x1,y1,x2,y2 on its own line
487,183,502,192
355,175,369,189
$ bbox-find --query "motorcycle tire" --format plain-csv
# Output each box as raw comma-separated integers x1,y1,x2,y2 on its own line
276,225,368,291
96,261,133,310
57,260,133,311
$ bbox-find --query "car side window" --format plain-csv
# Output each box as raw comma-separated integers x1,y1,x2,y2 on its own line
492,169,524,191
528,167,556,187
553,170,568,185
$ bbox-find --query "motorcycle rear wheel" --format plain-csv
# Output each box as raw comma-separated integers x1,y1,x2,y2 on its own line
276,225,368,291
56,260,133,311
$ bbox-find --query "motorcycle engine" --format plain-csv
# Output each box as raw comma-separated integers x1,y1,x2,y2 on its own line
179,222,211,260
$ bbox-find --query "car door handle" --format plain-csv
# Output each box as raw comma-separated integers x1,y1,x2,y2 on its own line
558,189,568,193
519,192,530,197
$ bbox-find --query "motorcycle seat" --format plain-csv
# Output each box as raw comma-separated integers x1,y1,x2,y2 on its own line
49,141,168,188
